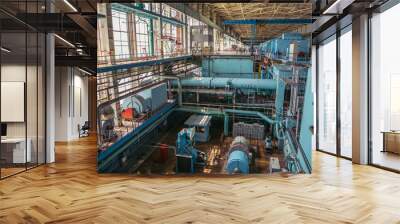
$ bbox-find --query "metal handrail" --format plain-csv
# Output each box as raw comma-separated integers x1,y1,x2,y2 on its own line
286,128,312,173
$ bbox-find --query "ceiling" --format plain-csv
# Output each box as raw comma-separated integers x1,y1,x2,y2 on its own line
207,3,312,42
0,0,97,74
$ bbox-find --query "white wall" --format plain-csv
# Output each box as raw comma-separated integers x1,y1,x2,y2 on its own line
54,67,89,141
1,65,41,136
1,63,46,164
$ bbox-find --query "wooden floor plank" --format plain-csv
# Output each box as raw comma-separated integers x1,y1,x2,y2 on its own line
0,135,399,223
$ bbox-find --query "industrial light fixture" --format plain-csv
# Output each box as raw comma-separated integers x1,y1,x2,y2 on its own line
63,0,78,12
78,67,92,76
54,34,75,48
323,0,354,15
1,47,11,53
76,49,84,55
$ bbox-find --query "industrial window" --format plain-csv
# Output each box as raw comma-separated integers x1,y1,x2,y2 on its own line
135,16,151,58
152,3,160,13
317,35,337,155
162,22,177,55
139,72,153,85
171,8,183,21
171,8,177,18
162,4,171,17
370,3,400,171
339,27,352,158
112,10,130,60
118,77,131,94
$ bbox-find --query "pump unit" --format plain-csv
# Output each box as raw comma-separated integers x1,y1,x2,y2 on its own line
176,128,206,173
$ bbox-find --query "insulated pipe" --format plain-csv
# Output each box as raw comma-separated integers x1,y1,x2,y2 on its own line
175,106,279,124
224,114,229,136
171,77,277,91
224,109,278,124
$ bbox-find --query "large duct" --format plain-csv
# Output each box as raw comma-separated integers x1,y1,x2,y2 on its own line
172,77,277,91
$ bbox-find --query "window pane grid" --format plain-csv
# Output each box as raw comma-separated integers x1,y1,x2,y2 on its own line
135,16,151,58
112,9,130,60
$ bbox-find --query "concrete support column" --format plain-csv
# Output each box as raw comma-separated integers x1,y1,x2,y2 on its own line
312,45,317,150
88,77,97,133
46,29,55,163
352,14,369,164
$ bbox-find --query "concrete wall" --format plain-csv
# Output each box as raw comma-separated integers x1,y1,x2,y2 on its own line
54,67,89,141
1,63,46,164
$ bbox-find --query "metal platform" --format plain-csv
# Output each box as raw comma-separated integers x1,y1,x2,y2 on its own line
97,55,193,73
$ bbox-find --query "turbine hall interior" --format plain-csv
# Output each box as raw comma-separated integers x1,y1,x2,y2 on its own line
97,3,313,175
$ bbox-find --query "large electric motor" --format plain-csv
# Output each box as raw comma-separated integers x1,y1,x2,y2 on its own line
120,95,151,120
226,136,251,174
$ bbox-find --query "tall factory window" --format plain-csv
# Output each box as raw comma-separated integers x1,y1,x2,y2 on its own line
162,4,171,17
152,3,160,13
143,3,150,10
135,16,151,58
162,23,177,56
339,27,352,158
112,10,130,60
317,35,337,154
370,3,400,171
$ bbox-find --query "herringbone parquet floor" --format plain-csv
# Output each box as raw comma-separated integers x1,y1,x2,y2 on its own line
1,135,400,223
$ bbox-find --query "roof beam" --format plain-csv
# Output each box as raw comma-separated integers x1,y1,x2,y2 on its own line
223,18,313,25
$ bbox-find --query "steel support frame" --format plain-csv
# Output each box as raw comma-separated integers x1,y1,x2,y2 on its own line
223,19,313,25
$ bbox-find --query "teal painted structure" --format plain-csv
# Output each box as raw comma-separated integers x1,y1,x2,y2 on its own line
176,128,198,173
202,56,254,78
172,77,277,91
299,70,313,167
275,78,286,122
258,32,310,63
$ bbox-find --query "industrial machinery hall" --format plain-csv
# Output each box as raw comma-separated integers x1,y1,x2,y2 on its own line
1,0,400,223
97,3,313,175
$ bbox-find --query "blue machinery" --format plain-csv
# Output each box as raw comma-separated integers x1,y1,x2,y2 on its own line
170,32,312,174
97,102,176,172
202,56,254,78
97,32,312,174
175,128,206,173
258,33,310,63
226,136,250,174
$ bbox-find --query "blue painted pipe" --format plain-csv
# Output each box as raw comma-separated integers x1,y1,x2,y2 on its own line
175,106,279,124
172,77,277,90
